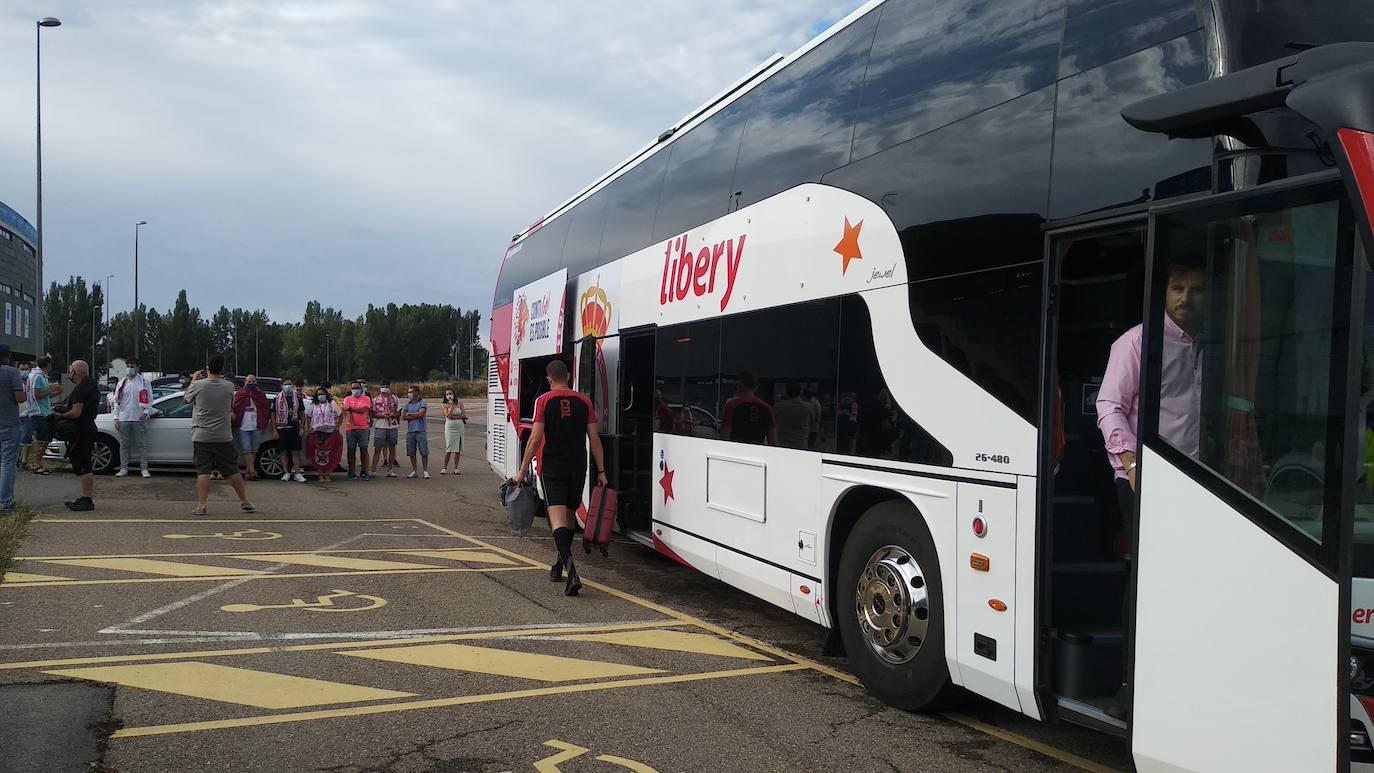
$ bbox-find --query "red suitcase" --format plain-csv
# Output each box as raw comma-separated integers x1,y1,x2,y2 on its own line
584,486,617,556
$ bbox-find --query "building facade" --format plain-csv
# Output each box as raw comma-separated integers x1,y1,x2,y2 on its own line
0,200,39,360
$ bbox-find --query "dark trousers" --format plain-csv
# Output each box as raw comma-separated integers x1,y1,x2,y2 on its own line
1115,477,1135,684
279,426,300,470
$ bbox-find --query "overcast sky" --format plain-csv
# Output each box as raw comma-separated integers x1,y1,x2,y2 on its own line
0,1,861,332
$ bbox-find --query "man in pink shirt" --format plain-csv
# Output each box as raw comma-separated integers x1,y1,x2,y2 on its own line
1095,255,1207,719
341,380,373,481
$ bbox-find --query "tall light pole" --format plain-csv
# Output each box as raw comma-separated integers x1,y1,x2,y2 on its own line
103,274,113,373
324,332,330,385
34,16,61,358
134,220,146,358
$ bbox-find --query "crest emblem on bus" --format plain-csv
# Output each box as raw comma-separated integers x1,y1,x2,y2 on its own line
580,283,612,342
513,293,530,348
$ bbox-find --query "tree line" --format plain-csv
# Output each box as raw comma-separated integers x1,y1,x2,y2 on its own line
42,277,488,385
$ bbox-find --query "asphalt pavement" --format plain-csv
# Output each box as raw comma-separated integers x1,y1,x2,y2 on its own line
0,417,1129,773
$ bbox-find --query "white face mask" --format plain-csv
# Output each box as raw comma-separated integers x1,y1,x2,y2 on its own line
445,393,454,400
380,387,390,394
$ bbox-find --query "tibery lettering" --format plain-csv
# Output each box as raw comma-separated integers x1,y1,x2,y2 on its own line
659,232,747,312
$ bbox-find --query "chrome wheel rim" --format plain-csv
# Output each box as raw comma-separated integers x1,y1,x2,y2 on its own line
92,441,113,473
258,447,284,477
855,544,930,665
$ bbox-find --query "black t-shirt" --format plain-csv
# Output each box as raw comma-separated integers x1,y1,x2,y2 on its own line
722,394,774,445
533,389,595,473
69,377,100,436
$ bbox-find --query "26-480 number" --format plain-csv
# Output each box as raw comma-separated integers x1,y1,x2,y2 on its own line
975,453,1011,465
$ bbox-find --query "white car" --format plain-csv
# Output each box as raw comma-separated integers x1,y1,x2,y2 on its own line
45,390,294,477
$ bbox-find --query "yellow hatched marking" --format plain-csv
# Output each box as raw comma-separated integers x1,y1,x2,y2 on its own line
562,629,773,662
232,554,443,571
44,661,414,709
0,572,72,584
38,557,266,578
389,549,516,565
339,643,663,682
110,664,806,738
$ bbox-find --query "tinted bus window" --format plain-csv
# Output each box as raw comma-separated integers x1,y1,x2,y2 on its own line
1215,0,1374,70
561,193,610,280
493,215,572,306
718,299,840,450
838,295,952,465
1049,33,1211,219
1058,0,1199,78
598,152,670,265
824,86,1054,281
731,12,879,209
851,0,1064,161
655,319,721,436
651,99,753,243
909,263,1043,425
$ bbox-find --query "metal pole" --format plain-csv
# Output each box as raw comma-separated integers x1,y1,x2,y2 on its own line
325,333,329,385
64,315,69,371
134,221,146,358
34,18,60,358
104,274,112,373
254,324,259,374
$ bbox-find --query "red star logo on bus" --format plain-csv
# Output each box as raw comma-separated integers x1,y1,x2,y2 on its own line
834,217,864,275
659,467,675,504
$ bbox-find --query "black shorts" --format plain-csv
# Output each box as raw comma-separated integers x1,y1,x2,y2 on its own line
194,441,240,478
540,467,586,510
69,433,95,476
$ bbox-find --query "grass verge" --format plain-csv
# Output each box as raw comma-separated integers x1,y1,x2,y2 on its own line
0,501,35,580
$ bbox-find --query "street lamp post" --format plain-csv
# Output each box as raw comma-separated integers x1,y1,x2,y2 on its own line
134,220,146,358
103,274,113,373
64,314,70,371
324,332,330,385
34,16,61,358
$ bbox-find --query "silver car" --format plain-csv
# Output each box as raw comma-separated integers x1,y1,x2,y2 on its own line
45,390,293,477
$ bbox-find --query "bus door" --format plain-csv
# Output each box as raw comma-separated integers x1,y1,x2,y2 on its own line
617,329,656,533
1131,176,1363,771
1119,45,1374,771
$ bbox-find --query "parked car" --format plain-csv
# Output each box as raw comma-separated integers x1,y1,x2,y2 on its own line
668,403,720,439
44,390,298,477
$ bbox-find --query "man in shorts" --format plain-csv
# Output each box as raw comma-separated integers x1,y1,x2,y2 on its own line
54,360,101,511
402,386,431,479
24,356,61,476
184,356,256,515
370,380,401,478
513,360,607,596
341,380,373,481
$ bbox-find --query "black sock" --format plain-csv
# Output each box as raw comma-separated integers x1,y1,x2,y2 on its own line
553,527,573,562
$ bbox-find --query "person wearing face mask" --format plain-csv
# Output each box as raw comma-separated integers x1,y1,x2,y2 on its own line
274,379,307,483
111,357,153,478
341,380,373,480
441,388,467,475
402,387,431,479
370,380,401,478
232,374,271,480
305,386,343,483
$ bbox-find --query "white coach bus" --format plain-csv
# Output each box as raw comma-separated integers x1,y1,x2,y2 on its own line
487,1,1374,769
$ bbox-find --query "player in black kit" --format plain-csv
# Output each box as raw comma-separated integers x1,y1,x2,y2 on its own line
514,360,608,595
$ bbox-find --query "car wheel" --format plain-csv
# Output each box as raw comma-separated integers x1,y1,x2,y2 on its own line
836,500,956,711
255,441,284,478
90,436,117,476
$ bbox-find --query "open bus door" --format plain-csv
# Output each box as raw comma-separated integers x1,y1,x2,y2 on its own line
1122,44,1374,772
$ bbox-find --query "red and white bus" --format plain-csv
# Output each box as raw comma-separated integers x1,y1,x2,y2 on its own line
487,2,1374,769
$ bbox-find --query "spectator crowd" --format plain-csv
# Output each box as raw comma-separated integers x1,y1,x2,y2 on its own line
0,351,471,516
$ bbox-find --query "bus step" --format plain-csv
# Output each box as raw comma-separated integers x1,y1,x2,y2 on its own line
1056,695,1127,737
625,529,654,549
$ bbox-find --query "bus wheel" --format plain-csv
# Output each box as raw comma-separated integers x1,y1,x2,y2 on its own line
836,500,954,711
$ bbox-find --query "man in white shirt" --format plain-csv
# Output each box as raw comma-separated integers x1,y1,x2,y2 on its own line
111,357,153,478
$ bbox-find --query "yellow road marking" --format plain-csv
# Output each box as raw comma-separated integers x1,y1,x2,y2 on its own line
563,629,773,662
389,549,516,565
596,754,658,773
234,554,442,571
36,518,427,523
46,661,415,709
0,565,537,588
536,740,590,773
340,643,663,682
110,663,806,738
37,557,268,578
163,529,282,541
0,572,72,583
0,621,683,671
221,590,387,614
411,520,1111,773
411,520,860,684
15,547,484,562
942,713,1119,773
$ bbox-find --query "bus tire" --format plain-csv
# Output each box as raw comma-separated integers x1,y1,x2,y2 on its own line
836,500,954,711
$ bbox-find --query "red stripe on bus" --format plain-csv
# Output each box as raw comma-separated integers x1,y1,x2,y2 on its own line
1338,128,1374,235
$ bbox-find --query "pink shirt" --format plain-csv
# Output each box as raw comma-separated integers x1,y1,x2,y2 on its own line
1096,315,1201,480
342,394,373,432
